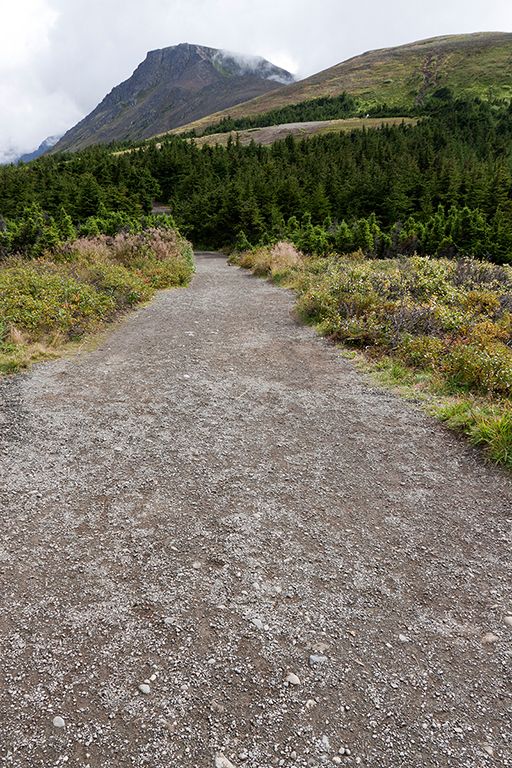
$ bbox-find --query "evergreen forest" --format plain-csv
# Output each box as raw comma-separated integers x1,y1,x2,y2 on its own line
2,98,512,262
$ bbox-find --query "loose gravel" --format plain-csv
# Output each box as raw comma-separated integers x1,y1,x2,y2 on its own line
0,251,511,767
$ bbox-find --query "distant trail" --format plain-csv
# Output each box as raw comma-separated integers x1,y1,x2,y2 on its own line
1,252,511,767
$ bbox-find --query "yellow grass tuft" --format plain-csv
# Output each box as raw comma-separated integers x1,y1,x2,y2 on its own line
234,242,303,279
9,326,26,345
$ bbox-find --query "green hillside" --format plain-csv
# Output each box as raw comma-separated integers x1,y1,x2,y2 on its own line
163,32,512,137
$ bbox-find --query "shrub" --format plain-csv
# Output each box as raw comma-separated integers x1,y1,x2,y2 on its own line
0,262,115,337
230,241,303,280
444,339,512,396
234,242,512,402
0,225,194,372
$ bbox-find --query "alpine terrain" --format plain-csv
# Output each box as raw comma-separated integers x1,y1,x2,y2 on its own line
50,44,294,153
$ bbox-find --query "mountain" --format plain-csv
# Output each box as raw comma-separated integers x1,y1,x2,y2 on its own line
0,135,62,166
50,44,294,153
166,32,512,136
17,135,62,164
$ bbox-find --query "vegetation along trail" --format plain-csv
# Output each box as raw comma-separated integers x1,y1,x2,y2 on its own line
1,252,512,768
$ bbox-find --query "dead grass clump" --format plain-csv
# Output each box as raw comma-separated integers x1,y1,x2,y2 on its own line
268,242,303,277
9,326,26,345
232,242,303,280
54,228,185,270
55,237,111,263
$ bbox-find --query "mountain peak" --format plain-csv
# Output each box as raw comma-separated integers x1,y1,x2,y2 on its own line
144,43,293,84
50,44,294,153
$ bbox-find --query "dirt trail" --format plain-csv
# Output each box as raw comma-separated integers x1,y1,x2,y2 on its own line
0,252,511,768
190,118,417,148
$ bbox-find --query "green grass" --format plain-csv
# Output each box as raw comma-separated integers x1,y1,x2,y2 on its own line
230,241,512,469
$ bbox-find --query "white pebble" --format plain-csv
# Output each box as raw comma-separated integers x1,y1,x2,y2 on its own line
482,632,500,643
333,759,342,765
398,634,410,643
286,673,301,686
215,756,236,768
138,684,151,694
52,716,65,728
504,616,512,628
150,673,157,681
252,618,264,630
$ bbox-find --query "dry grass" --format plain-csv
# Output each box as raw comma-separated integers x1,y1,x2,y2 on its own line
8,326,26,346
230,241,304,279
186,118,417,148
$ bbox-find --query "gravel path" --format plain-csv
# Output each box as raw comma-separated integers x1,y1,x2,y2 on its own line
1,251,511,768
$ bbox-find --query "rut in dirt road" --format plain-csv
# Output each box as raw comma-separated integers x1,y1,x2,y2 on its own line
0,251,511,768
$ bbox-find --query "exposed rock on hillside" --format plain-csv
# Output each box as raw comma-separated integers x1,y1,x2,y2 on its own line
50,44,294,153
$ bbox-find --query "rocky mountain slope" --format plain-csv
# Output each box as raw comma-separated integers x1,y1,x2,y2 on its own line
50,44,294,153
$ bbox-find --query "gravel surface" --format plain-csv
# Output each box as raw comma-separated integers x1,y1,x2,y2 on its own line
1,251,512,768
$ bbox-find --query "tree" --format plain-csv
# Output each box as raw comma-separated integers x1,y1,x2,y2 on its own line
55,205,76,242
76,173,103,219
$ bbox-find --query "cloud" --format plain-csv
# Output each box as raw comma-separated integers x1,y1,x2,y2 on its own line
0,0,79,162
1,0,512,160
0,0,58,69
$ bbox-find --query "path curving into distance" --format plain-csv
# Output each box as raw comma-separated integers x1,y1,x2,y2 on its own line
0,251,511,767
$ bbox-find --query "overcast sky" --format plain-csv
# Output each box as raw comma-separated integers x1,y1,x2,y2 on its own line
2,0,512,162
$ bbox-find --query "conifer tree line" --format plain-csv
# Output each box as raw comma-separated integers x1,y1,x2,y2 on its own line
2,98,512,261
194,92,361,136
